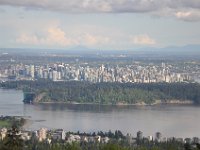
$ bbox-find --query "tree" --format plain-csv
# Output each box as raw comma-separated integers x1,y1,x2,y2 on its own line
184,143,192,150
1,124,24,150
196,143,200,150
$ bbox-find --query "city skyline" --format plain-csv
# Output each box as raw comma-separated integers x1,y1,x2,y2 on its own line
0,0,200,50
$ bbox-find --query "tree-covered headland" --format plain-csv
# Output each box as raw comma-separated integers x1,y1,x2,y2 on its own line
1,80,200,105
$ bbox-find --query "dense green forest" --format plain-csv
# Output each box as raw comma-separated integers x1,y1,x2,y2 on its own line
1,80,200,104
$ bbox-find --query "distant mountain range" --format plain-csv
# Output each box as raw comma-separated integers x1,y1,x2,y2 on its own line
0,44,200,57
139,44,200,54
65,44,200,55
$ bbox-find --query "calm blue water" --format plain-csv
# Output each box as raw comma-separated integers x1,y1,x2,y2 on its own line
0,88,200,138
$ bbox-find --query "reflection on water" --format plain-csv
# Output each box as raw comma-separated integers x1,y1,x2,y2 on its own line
32,103,197,114
32,103,152,112
0,88,200,138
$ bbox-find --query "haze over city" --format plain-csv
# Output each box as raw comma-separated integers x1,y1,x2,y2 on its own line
0,0,200,50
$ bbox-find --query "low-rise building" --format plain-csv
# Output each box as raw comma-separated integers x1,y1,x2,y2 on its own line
20,131,31,141
38,128,47,142
0,128,7,140
67,134,81,143
51,129,66,140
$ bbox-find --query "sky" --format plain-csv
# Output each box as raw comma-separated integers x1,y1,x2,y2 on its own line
0,0,200,50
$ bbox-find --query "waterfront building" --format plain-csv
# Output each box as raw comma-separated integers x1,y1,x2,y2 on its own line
20,131,31,141
185,138,192,144
38,128,47,142
52,129,66,140
137,131,143,140
0,62,193,83
155,132,162,142
0,128,7,140
147,135,153,141
193,137,199,144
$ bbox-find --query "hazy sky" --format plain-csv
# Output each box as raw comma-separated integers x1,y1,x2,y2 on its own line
0,0,200,50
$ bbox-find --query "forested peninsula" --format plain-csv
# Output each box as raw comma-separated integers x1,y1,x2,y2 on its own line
1,80,200,105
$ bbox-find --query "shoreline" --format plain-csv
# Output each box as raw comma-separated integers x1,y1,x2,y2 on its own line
30,100,194,106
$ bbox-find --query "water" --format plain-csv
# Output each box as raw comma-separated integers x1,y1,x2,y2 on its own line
0,88,200,138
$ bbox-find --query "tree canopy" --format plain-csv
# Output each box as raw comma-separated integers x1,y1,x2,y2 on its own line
1,80,200,105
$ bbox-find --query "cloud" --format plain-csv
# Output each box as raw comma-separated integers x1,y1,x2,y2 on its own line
43,27,73,46
175,10,200,22
132,34,156,45
16,27,74,46
1,0,200,21
0,0,198,12
16,26,111,47
77,33,111,46
0,0,158,13
16,34,39,45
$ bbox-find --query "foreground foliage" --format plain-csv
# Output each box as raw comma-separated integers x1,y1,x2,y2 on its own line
1,137,200,150
0,125,199,150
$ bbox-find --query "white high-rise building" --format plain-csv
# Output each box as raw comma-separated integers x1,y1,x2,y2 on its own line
52,70,58,81
30,65,35,79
